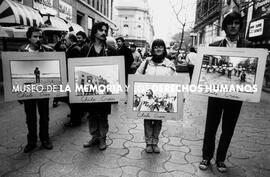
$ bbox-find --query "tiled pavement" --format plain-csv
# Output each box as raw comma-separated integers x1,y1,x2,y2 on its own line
0,90,269,176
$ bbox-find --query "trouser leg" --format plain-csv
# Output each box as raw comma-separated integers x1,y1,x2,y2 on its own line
144,119,153,144
38,98,50,141
202,97,223,160
152,120,162,145
98,113,109,139
88,113,100,138
24,99,37,145
216,101,242,162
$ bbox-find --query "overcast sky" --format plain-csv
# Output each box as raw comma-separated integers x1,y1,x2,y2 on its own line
114,0,196,43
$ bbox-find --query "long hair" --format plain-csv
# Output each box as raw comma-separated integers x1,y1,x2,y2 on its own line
90,22,109,42
151,39,167,58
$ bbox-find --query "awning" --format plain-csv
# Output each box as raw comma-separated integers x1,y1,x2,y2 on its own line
0,0,43,27
68,22,85,34
43,16,69,32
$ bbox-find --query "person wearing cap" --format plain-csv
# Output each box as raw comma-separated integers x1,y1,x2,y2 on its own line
199,11,252,173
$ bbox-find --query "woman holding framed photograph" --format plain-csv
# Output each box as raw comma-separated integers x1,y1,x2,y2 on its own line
136,39,176,153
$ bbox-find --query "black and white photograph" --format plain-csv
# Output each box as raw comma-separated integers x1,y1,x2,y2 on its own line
192,47,268,102
68,56,125,103
199,55,258,90
0,0,270,176
10,60,61,92
74,65,119,96
133,82,178,113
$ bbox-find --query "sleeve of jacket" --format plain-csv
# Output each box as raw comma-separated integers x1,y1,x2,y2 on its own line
127,48,134,67
80,44,90,57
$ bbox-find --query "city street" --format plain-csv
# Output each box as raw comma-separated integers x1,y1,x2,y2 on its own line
0,75,269,177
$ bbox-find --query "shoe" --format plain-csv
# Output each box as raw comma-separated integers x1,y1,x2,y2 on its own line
216,161,227,173
99,138,107,150
23,144,37,153
83,137,99,148
41,140,53,150
145,145,153,153
64,122,81,127
152,145,160,153
199,159,210,170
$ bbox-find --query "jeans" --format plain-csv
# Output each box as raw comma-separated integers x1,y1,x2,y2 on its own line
88,113,109,139
144,119,162,145
202,97,242,162
23,98,50,144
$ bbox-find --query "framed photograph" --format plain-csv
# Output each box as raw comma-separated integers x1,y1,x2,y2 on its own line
68,56,125,103
2,52,67,101
127,75,185,121
191,47,268,102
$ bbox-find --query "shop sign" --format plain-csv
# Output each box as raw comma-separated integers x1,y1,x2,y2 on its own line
249,19,264,38
59,0,72,21
33,0,57,16
255,0,270,10
33,0,53,7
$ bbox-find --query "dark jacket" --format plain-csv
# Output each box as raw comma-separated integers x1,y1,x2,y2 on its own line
80,42,117,115
66,43,81,58
209,38,252,48
19,43,53,52
117,45,134,75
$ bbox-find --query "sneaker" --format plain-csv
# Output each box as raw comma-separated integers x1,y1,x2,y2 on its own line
145,145,153,153
199,159,210,170
23,144,37,153
152,145,160,153
99,139,107,151
41,140,53,150
216,161,227,173
83,137,99,148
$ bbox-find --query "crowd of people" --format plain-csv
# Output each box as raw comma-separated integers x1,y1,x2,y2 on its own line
16,11,250,174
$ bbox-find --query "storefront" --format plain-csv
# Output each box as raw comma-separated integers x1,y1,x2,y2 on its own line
0,0,44,27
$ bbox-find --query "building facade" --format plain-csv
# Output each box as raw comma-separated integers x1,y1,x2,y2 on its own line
5,0,117,36
114,0,154,48
193,0,249,46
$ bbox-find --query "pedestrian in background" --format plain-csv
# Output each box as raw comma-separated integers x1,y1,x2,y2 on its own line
130,44,142,74
136,39,176,153
81,22,117,150
64,33,83,127
19,26,53,153
199,11,252,173
116,37,134,86
185,47,197,82
76,31,88,48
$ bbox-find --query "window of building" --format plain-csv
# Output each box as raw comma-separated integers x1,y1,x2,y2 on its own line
97,1,99,11
77,11,84,26
101,0,103,13
139,17,141,20
88,16,94,36
137,25,141,28
125,17,127,19
124,24,128,27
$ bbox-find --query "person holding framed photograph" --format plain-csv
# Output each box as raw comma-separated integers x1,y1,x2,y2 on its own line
18,26,54,153
81,22,117,151
199,12,252,173
136,39,176,153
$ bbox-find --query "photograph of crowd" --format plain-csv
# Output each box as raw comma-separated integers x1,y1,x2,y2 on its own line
74,64,119,96
198,55,258,90
133,82,178,113
10,60,61,92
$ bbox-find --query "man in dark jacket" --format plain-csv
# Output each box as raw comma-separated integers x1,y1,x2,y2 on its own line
116,37,134,85
81,22,117,150
63,33,82,127
19,26,53,153
199,12,251,173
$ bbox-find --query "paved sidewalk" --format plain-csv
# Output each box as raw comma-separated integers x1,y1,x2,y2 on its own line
0,91,269,177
